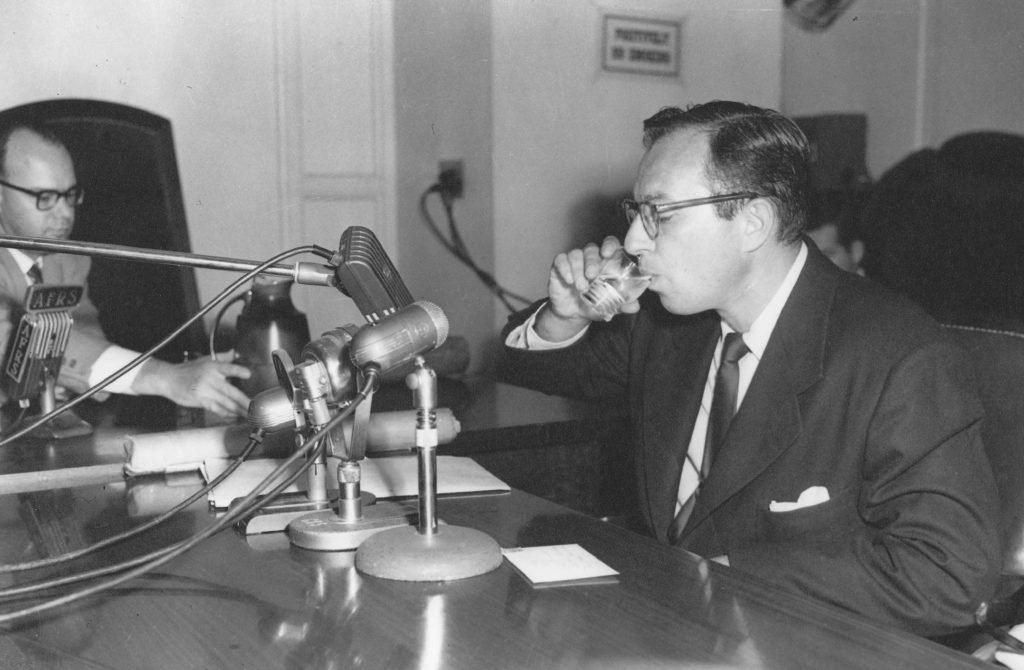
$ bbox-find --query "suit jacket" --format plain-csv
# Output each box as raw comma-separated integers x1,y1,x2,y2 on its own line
499,242,1001,636
0,248,111,395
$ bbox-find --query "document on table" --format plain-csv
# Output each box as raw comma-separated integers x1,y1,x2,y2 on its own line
205,455,510,508
502,544,619,587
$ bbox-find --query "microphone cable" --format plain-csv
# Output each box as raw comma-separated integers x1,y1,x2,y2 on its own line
418,184,533,313
0,429,264,575
0,436,321,603
0,244,334,447
0,370,376,623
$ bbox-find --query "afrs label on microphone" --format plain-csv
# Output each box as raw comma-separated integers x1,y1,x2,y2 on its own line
4,318,34,383
24,285,83,313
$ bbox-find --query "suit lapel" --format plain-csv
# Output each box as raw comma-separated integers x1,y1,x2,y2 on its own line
682,244,839,537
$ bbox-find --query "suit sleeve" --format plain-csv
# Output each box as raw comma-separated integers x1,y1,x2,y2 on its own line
728,339,1002,637
497,301,633,400
59,283,113,393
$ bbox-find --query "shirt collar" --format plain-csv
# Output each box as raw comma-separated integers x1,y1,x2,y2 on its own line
721,242,808,361
8,248,37,276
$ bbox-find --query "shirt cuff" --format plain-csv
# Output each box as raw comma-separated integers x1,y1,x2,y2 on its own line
504,303,589,350
88,345,144,395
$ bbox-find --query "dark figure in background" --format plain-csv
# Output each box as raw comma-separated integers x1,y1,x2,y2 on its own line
0,124,251,417
859,131,1024,327
806,187,869,275
498,100,1000,636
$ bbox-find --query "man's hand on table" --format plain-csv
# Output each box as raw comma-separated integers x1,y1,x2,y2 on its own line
132,351,252,418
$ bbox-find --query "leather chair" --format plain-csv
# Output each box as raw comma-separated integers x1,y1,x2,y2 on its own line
940,323,1024,656
0,99,206,427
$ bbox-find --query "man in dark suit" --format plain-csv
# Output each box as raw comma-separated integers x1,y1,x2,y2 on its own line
0,124,251,417
499,100,1000,636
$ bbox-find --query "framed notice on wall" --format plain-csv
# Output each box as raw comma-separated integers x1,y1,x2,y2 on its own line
602,15,680,77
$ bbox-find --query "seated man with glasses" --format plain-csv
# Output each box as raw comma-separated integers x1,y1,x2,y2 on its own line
0,123,251,418
499,100,1000,637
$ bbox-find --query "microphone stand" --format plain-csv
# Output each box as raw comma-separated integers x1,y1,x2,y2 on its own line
0,234,338,286
34,370,93,439
354,358,502,581
285,363,418,551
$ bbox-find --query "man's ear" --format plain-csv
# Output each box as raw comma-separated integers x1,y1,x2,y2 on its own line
740,197,775,252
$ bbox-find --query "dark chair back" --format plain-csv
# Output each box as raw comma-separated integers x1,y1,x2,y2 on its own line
0,99,205,427
944,324,1024,579
941,324,1024,654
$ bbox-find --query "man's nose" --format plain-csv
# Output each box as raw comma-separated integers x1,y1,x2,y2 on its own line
51,196,75,220
623,211,653,256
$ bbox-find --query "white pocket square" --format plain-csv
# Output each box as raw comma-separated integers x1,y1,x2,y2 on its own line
769,486,830,512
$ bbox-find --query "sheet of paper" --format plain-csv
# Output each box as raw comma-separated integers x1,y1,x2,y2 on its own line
206,455,509,508
502,544,619,586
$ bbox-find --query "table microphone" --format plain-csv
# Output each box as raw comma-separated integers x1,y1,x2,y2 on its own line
1,283,93,438
1,284,83,401
247,387,459,451
248,301,451,436
349,301,449,375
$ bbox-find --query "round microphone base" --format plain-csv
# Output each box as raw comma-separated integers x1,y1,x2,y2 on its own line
355,525,502,582
287,500,417,552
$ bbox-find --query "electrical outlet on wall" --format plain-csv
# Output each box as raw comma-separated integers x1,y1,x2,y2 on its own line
438,160,464,199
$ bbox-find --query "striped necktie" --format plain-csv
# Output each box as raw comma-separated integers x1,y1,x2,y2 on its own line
669,332,749,544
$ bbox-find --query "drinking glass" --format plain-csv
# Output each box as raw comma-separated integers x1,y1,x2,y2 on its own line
581,248,651,321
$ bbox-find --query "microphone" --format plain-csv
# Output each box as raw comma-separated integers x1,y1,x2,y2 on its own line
247,300,448,431
349,301,449,375
247,386,460,450
2,284,83,401
1,283,93,438
332,226,415,324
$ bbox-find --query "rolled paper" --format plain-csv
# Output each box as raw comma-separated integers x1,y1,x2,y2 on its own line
123,408,461,476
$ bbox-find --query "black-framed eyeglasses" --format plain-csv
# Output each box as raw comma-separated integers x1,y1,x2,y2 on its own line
0,178,84,212
620,192,760,239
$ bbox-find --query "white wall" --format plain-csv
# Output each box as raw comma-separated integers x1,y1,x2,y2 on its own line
1,1,283,301
782,0,1024,179
924,0,1024,144
0,0,397,344
393,1,497,372
491,0,784,310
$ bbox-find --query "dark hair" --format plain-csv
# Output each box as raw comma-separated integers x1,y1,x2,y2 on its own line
642,100,811,243
0,123,66,179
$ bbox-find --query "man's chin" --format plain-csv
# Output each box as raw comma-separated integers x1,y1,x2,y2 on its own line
656,293,704,316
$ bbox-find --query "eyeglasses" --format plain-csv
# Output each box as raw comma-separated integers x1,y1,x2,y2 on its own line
620,192,760,239
0,178,84,211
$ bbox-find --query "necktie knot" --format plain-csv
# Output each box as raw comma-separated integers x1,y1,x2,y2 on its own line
722,332,748,365
26,261,43,286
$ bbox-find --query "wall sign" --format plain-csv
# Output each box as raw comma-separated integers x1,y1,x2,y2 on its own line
602,15,680,77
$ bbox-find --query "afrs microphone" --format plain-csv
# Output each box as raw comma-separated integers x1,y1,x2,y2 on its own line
2,284,83,402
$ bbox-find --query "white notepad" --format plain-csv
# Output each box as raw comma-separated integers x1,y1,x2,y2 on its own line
502,544,619,587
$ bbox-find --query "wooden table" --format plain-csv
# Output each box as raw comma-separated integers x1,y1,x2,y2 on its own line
0,383,991,669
